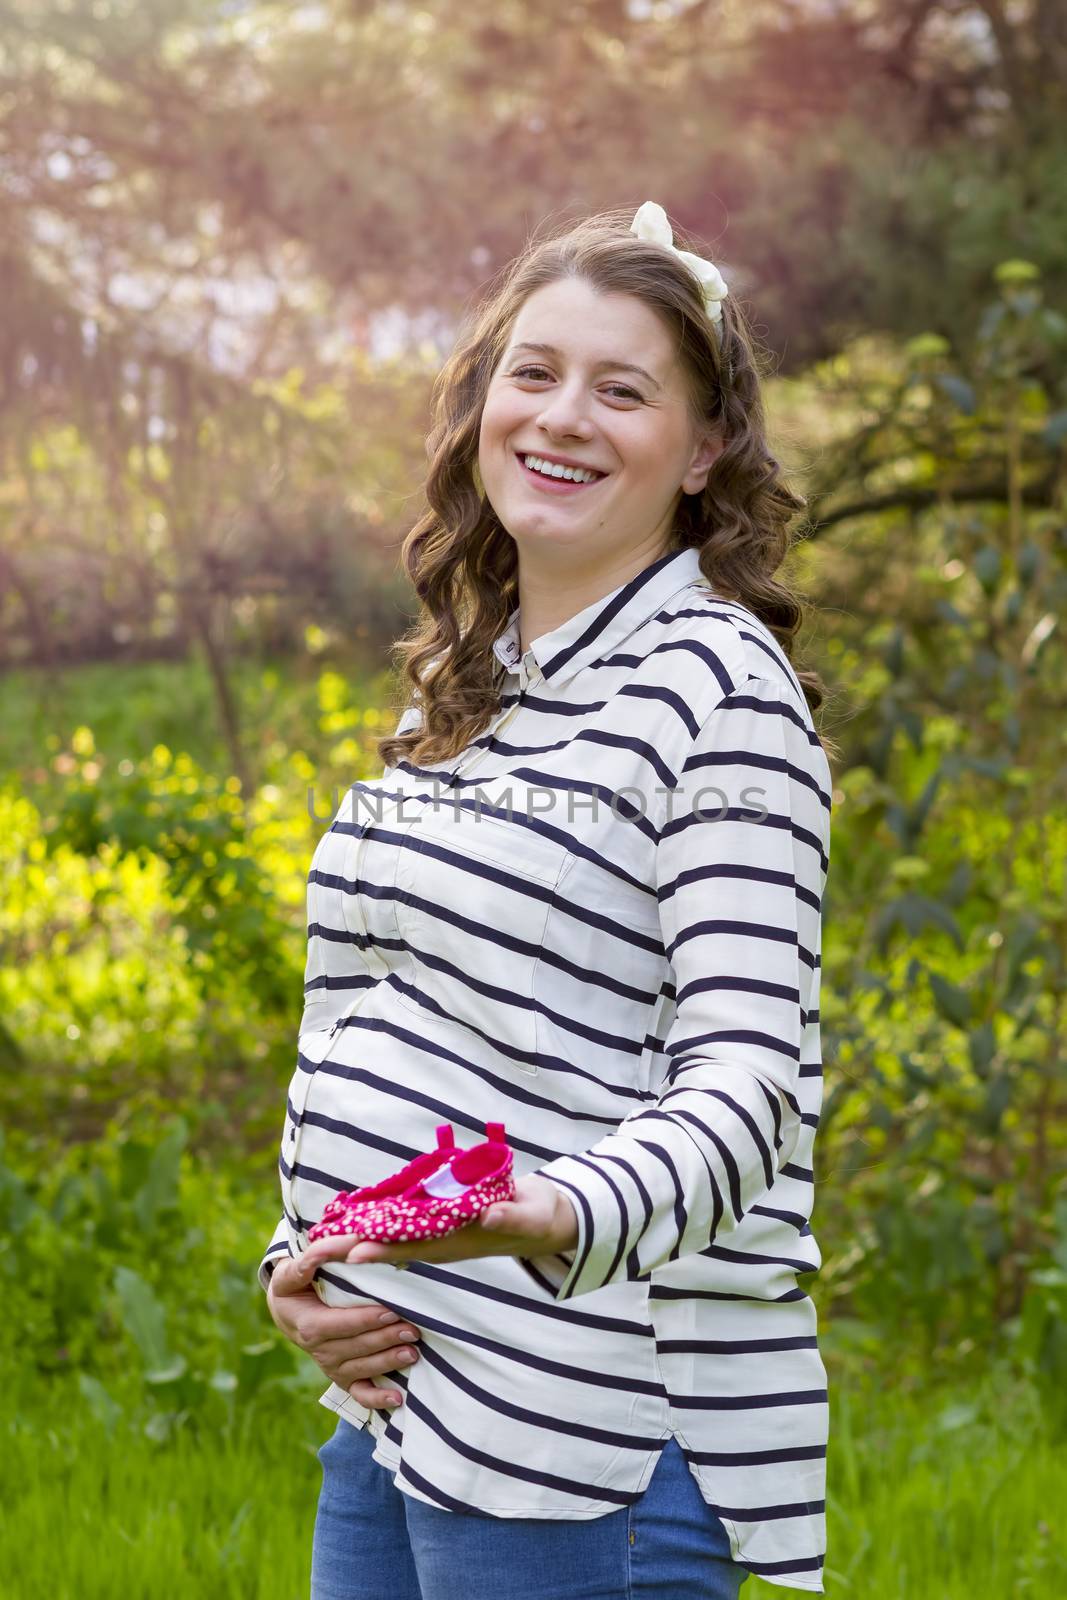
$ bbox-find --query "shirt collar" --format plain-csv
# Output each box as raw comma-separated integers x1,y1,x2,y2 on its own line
491,544,710,688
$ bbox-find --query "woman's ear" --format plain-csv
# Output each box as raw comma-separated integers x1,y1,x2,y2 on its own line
681,428,726,496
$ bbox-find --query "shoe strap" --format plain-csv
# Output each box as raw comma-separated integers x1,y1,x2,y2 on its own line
486,1121,506,1143
435,1124,456,1149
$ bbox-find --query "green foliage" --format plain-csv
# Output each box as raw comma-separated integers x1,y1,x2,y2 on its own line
809,262,1067,1368
0,1118,309,1446
0,781,209,1121
44,738,295,1004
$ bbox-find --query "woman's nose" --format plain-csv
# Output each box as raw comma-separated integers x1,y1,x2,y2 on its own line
537,409,598,441
536,387,594,439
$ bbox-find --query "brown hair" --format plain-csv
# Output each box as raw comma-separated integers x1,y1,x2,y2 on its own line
377,203,834,772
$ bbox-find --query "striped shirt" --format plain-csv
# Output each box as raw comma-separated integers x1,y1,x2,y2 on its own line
259,542,832,1593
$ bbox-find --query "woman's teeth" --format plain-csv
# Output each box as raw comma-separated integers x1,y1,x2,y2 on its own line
521,454,604,484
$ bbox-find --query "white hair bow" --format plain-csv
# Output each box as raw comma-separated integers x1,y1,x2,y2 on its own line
629,200,729,338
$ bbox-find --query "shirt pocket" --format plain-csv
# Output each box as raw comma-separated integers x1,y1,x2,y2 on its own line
392,806,574,1076
534,858,668,1100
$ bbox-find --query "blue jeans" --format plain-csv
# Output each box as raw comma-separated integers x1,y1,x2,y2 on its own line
310,1417,747,1599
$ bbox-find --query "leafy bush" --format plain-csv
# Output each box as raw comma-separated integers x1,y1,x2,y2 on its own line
0,1119,306,1443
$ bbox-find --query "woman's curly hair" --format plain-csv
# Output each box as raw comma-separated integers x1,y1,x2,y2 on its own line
377,203,833,772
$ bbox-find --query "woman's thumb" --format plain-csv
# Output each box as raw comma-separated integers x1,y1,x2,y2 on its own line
270,1252,317,1293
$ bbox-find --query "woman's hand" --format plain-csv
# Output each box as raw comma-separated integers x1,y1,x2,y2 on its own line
301,1172,579,1273
266,1175,577,1409
266,1255,419,1410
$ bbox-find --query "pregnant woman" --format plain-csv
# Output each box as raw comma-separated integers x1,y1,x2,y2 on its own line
261,200,834,1599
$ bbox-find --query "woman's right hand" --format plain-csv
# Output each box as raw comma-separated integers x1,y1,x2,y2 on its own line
266,1253,419,1410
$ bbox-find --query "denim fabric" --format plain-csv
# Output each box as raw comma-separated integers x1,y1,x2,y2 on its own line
310,1416,747,1600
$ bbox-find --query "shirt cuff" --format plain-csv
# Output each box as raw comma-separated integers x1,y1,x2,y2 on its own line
257,1216,293,1293
515,1177,592,1300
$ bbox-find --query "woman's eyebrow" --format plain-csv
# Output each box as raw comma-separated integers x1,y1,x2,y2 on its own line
506,341,662,391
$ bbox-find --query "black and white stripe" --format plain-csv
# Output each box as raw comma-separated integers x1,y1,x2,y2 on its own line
259,544,832,1592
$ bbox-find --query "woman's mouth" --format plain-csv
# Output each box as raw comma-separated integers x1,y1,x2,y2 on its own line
514,452,609,495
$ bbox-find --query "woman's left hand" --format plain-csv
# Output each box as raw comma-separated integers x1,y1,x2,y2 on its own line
300,1173,579,1272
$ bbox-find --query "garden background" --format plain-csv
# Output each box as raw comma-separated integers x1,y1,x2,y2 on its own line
1,2,1065,1595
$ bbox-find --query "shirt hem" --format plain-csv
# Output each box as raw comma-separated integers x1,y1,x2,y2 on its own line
320,1391,825,1589
754,1578,825,1594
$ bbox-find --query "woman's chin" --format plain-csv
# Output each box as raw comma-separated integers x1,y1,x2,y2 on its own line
504,511,600,548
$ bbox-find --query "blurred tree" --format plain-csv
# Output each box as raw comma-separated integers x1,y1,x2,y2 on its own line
1,0,1065,717
3,0,1064,358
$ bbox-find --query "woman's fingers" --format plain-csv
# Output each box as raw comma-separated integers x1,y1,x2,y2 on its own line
264,1258,421,1406
312,1334,419,1404
346,1380,406,1410
329,1340,419,1386
314,1321,420,1359
298,1314,421,1390
307,1312,417,1351
267,1269,412,1345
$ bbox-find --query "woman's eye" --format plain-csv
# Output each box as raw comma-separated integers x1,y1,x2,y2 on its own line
510,365,641,402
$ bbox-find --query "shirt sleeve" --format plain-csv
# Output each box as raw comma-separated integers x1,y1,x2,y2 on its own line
257,1215,293,1292
256,702,421,1294
519,675,830,1301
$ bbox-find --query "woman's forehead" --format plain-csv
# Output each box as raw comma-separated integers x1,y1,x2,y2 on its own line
504,282,676,376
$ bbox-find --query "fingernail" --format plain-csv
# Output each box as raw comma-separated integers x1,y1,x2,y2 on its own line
385,1394,403,1408
378,1312,399,1324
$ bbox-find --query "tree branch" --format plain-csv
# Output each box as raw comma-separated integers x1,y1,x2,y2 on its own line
804,472,1058,536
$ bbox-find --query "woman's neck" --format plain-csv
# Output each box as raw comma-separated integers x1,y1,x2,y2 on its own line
516,541,673,653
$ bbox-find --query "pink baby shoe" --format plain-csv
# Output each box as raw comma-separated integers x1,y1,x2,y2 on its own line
312,1122,516,1245
308,1124,459,1241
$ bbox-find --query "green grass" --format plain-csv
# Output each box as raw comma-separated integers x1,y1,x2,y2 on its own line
806,1365,1064,1598
1,1360,1062,1598
0,1378,332,1599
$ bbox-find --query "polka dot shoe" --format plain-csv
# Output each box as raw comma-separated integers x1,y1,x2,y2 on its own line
308,1122,516,1245
307,1123,459,1241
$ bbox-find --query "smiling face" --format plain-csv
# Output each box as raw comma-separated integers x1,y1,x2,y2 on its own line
477,277,723,572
